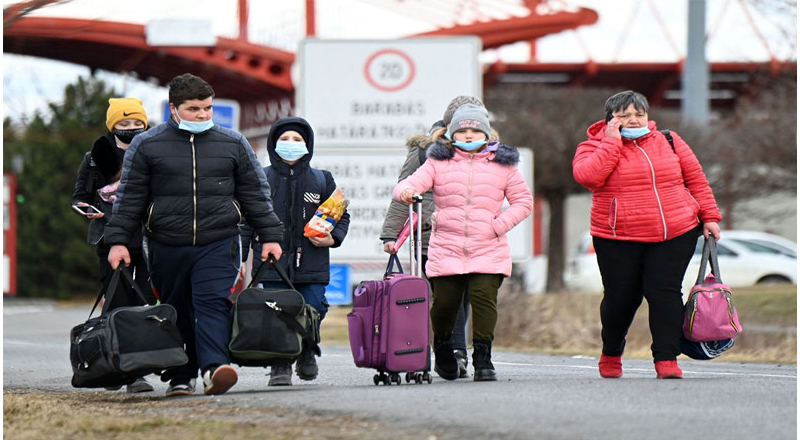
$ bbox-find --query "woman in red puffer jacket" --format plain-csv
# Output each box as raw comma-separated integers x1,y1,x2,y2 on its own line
573,90,721,380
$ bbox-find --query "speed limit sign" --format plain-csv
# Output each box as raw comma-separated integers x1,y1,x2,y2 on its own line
363,49,416,92
298,37,482,148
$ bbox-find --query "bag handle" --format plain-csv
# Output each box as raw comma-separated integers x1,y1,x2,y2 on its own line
695,236,723,285
248,255,296,291
385,253,404,278
92,265,151,317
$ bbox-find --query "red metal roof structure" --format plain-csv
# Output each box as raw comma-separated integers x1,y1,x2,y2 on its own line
3,0,796,130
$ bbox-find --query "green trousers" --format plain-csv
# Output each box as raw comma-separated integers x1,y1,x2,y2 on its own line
430,273,504,342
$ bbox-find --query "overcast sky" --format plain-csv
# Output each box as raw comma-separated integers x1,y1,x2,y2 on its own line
2,0,796,123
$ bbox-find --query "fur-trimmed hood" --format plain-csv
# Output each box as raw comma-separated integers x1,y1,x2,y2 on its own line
90,132,126,181
425,139,520,166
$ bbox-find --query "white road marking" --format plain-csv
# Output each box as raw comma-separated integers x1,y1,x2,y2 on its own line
494,362,797,379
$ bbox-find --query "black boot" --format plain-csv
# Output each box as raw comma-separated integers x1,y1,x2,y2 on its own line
433,340,459,381
472,340,497,382
454,349,469,378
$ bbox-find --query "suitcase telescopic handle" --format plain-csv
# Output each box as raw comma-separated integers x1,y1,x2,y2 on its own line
408,195,423,277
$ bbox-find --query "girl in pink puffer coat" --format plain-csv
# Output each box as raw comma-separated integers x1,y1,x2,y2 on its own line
394,104,532,382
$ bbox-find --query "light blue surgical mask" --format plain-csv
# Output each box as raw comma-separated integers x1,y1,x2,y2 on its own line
452,140,487,151
275,140,308,161
620,126,650,139
175,113,214,133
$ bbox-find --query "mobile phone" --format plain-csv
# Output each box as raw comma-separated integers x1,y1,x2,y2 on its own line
605,111,614,123
72,204,102,216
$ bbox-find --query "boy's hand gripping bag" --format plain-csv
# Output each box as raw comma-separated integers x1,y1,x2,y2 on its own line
683,236,743,342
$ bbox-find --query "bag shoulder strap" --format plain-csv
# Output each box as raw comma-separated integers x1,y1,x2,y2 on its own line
660,129,675,152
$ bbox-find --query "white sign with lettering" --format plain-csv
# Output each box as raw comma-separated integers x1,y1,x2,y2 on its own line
297,38,482,148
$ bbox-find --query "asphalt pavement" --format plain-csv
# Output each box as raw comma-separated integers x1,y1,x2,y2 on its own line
4,299,797,440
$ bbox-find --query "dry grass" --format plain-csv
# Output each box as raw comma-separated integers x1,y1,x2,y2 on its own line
2,390,443,440
326,284,796,364
494,283,797,364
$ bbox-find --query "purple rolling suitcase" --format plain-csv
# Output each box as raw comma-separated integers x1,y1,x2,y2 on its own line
347,196,432,385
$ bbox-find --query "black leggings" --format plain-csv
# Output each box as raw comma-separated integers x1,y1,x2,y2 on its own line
593,226,699,361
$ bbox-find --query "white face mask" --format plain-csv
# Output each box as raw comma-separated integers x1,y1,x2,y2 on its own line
275,140,308,161
174,112,214,133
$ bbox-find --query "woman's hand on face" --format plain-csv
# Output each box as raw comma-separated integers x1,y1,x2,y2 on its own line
703,222,721,241
605,117,623,139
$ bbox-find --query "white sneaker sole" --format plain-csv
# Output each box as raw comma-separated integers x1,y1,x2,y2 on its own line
204,365,238,395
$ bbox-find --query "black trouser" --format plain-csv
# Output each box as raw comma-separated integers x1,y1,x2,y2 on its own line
593,226,699,361
420,255,471,350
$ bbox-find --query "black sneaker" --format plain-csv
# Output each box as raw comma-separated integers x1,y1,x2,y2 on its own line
268,364,293,386
296,347,319,381
165,378,196,397
126,377,154,393
202,364,238,395
433,340,459,381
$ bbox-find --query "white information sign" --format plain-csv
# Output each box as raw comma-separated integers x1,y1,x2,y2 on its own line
297,38,482,148
311,148,533,262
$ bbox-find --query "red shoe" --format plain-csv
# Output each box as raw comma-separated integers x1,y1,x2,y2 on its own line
598,354,623,378
655,360,683,379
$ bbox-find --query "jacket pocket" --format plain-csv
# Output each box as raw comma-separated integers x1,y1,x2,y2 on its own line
232,199,243,223
145,202,156,232
685,188,701,211
607,197,618,237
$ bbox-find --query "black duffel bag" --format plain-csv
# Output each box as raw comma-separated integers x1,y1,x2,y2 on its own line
70,265,188,388
229,257,320,367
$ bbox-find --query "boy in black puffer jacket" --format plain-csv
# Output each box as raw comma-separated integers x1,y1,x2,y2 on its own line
242,117,350,386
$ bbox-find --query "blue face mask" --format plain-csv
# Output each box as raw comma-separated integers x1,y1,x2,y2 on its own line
452,140,487,151
620,126,650,139
275,140,308,161
175,113,214,133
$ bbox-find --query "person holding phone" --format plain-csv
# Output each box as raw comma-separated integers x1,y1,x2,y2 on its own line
71,97,154,393
572,90,721,379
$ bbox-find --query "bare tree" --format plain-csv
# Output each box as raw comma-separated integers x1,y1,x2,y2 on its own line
657,74,796,230
486,85,613,292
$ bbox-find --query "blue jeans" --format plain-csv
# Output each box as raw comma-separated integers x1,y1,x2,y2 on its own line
149,235,241,381
259,282,329,327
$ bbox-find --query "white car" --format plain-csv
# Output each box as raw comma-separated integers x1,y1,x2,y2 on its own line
565,231,798,294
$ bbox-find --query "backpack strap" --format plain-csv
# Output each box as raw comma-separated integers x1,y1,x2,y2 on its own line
310,168,326,198
660,129,675,152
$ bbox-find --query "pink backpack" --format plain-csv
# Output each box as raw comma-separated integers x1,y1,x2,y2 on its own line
683,237,743,342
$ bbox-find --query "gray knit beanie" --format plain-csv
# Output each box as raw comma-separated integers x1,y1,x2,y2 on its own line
443,95,484,125
447,104,491,139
